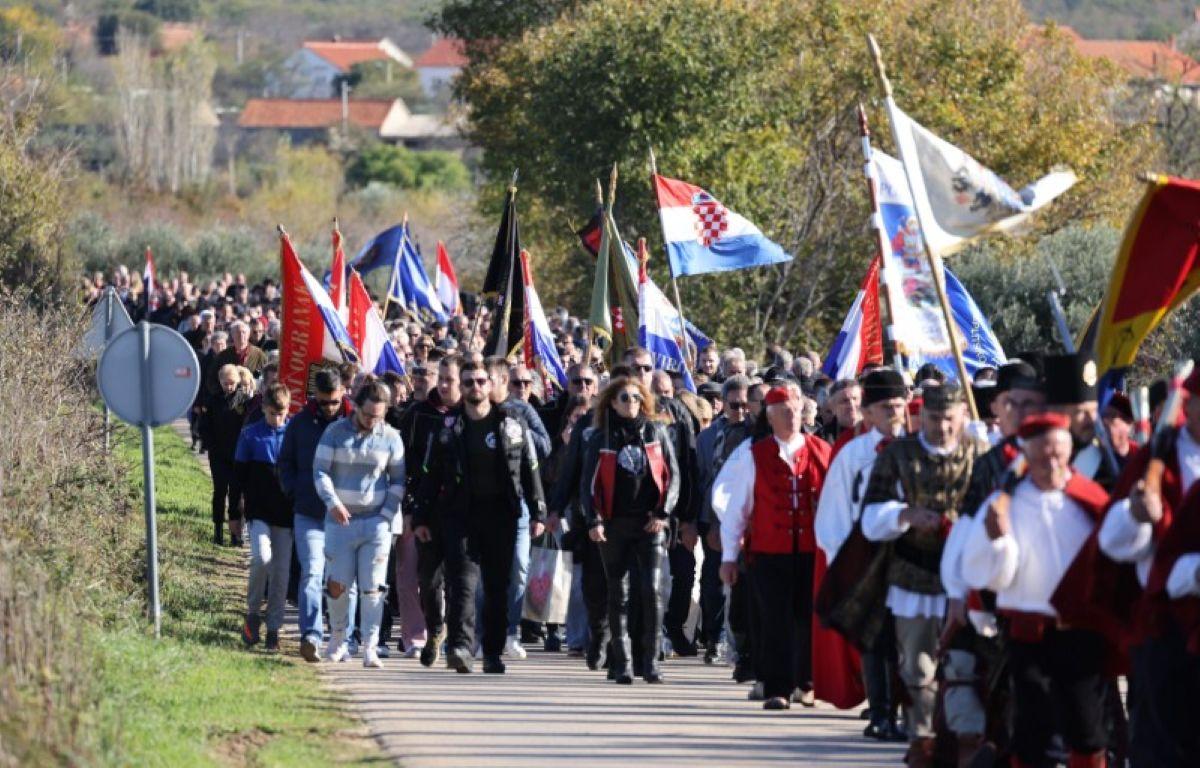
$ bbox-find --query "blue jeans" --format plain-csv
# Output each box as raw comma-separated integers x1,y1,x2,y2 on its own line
507,503,531,635
325,514,392,647
565,560,589,649
294,514,326,644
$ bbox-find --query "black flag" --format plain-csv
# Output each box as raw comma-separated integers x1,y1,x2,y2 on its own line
482,184,524,358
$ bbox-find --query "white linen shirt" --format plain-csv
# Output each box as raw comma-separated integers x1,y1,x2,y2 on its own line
815,428,885,561
712,433,806,564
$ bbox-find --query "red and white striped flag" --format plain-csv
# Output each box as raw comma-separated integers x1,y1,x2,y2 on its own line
435,240,461,315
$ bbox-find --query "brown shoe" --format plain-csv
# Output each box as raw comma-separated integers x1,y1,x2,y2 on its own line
905,737,936,768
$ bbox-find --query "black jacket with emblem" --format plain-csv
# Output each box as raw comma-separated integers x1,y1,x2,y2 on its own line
578,415,681,529
412,401,547,529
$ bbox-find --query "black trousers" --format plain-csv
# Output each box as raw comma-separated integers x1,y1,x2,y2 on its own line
699,538,725,647
1008,627,1107,765
747,552,814,699
728,557,754,675
664,541,696,642
379,541,398,645
417,517,479,653
468,517,517,657
580,539,610,647
209,457,242,526
1129,624,1200,768
598,518,666,678
862,612,899,721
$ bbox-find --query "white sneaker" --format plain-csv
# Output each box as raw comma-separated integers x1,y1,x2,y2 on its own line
363,646,383,669
325,631,349,663
503,635,527,659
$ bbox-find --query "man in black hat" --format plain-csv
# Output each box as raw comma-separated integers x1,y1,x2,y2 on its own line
861,383,987,766
942,360,1047,765
1075,393,1137,488
1043,353,1113,486
815,368,909,741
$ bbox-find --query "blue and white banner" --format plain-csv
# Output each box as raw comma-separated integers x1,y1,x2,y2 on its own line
654,174,792,277
871,150,1005,380
637,259,696,393
519,251,568,388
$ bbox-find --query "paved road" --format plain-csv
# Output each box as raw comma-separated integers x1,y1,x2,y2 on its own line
322,650,904,768
172,421,903,767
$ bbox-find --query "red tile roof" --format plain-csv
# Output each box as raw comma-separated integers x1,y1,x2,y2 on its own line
1038,25,1200,85
303,40,392,72
414,38,466,68
238,99,395,130
159,23,199,53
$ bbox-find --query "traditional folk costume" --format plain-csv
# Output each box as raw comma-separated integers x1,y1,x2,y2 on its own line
1083,369,1200,767
962,413,1111,768
713,386,832,708
860,384,985,765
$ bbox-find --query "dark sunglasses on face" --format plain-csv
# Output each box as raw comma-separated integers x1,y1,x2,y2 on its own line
462,378,490,388
617,391,644,404
633,364,653,373
513,379,533,387
726,402,748,411
316,398,341,407
571,377,596,386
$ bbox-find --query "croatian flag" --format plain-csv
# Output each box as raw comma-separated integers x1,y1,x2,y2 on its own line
348,269,405,376
351,222,406,276
278,232,359,409
519,250,568,388
637,242,696,393
143,246,159,313
387,224,448,322
435,241,462,315
653,174,791,277
328,226,347,323
822,256,884,380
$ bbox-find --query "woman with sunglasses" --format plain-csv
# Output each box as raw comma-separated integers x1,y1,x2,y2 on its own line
580,376,680,684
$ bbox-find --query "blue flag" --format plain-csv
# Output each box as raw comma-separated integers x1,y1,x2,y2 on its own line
351,223,407,276
386,224,448,322
940,267,1006,380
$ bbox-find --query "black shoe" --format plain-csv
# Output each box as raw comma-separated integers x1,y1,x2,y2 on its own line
859,707,872,720
884,719,907,742
863,718,889,740
213,524,224,546
483,655,506,674
586,637,605,670
229,535,244,548
644,672,664,684
668,630,698,657
447,647,473,674
544,634,562,653
763,696,790,710
614,672,633,685
704,645,718,664
420,628,445,668
733,662,754,683
241,614,261,646
265,630,280,652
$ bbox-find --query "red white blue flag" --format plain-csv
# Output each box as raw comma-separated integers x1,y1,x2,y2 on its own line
347,269,405,377
653,174,791,277
435,240,462,315
519,250,567,388
822,256,883,380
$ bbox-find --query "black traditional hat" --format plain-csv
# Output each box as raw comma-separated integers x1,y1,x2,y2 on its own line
861,369,907,407
996,360,1041,394
922,383,965,411
972,382,1000,414
1042,353,1098,406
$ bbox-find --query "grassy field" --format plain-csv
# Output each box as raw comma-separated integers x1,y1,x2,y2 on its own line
100,423,388,767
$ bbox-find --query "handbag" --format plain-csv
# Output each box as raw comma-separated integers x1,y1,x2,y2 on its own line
522,531,573,624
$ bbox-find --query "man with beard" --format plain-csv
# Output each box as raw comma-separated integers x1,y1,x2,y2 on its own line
413,361,547,674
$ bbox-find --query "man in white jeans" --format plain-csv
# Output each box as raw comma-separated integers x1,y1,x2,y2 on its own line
314,380,406,669
236,382,295,651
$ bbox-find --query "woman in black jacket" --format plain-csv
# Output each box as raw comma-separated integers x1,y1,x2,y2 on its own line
580,376,680,684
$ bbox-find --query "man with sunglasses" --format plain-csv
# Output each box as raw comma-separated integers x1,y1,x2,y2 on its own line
696,375,755,665
278,369,353,663
413,361,547,674
543,363,599,438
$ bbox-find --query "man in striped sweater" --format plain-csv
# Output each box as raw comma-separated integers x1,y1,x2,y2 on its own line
313,379,406,669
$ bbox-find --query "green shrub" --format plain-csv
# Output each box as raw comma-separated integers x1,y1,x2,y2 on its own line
346,143,469,192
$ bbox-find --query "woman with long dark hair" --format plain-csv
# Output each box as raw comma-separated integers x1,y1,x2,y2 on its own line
580,376,680,684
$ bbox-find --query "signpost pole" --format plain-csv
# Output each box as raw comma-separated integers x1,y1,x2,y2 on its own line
103,289,115,453
137,321,162,638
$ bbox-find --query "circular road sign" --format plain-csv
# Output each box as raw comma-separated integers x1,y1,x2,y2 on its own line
98,322,201,427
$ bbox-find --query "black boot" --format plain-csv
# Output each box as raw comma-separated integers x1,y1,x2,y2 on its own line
213,521,224,546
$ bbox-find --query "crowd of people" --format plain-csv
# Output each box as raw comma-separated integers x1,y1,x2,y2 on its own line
87,264,1200,768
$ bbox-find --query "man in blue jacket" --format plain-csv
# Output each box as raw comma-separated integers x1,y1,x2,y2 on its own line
278,369,352,662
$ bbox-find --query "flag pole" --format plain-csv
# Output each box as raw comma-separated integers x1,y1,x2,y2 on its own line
648,145,695,368
382,211,408,322
857,104,906,373
581,178,604,372
867,34,978,420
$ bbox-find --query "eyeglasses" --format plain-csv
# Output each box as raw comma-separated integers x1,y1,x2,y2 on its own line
513,379,533,387
726,402,749,411
633,364,653,373
571,377,597,386
617,391,644,404
462,378,490,388
316,398,341,407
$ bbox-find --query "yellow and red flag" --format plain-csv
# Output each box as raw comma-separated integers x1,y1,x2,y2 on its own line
1091,175,1200,379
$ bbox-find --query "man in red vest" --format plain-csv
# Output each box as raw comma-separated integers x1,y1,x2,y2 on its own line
963,412,1111,768
713,381,832,710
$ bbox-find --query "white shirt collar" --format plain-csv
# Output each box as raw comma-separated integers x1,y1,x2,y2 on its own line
774,432,805,460
918,432,958,456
